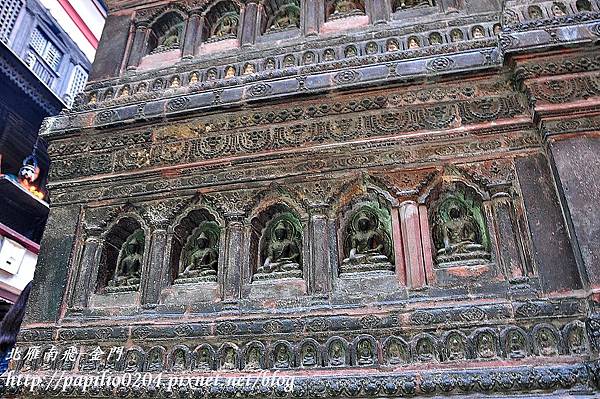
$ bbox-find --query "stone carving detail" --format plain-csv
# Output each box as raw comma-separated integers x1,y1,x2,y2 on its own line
383,336,409,365
145,346,165,372
533,325,560,356
393,0,435,12
299,339,320,367
430,184,491,267
48,89,531,182
210,10,239,41
166,97,189,111
176,221,220,283
107,229,145,292
333,70,360,85
353,336,376,366
326,338,349,367
247,82,272,97
12,317,591,374
266,0,300,32
219,344,239,370
426,57,454,72
326,0,365,20
271,341,293,368
502,327,529,359
124,348,144,372
564,321,588,355
5,362,594,396
414,335,437,362
340,204,394,273
95,110,117,125
473,330,498,359
148,12,184,54
194,344,215,370
444,331,468,361
243,342,265,370
255,211,303,280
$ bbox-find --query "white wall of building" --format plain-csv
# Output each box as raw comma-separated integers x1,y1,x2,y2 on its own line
0,236,37,301
36,0,106,63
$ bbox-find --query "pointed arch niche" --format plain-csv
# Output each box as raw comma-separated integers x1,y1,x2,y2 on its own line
138,11,186,70
321,0,368,34
161,207,224,304
332,181,405,297
243,197,309,299
98,216,146,294
198,0,241,55
412,175,502,289
258,0,301,41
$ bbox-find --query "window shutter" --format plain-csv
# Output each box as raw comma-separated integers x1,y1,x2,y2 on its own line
0,0,24,43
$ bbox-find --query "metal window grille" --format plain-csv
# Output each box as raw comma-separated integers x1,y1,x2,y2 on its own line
29,28,63,71
65,65,89,106
0,0,23,43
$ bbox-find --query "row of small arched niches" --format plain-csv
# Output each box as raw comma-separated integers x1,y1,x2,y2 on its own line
17,322,588,371
85,23,500,105
516,0,596,21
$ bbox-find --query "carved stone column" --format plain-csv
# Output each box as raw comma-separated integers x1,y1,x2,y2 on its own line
307,206,333,295
399,201,427,289
492,195,529,281
140,227,169,306
240,1,258,47
369,0,390,24
196,15,206,50
222,213,245,301
390,205,406,286
303,0,319,37
418,204,435,284
183,13,201,58
71,231,103,309
127,23,149,70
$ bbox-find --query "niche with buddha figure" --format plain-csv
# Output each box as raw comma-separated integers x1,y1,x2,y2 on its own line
202,1,241,43
170,208,222,285
325,0,365,21
97,217,146,293
338,198,395,275
250,205,304,281
147,12,185,55
262,0,301,34
428,182,491,268
393,0,435,12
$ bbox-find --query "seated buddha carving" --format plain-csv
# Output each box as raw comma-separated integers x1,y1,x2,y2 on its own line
432,198,490,266
177,224,219,283
331,0,363,17
256,219,302,280
213,15,238,38
269,5,300,31
341,208,393,273
395,0,433,10
108,230,144,289
161,31,179,48
151,24,182,54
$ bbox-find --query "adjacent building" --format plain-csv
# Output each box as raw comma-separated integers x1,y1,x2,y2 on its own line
0,0,106,306
5,0,600,397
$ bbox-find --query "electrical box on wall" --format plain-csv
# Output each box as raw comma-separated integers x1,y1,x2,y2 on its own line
0,237,26,275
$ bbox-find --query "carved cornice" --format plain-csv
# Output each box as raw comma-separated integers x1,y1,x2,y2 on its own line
45,127,538,206
541,115,600,139
513,52,600,82
8,300,594,398
2,361,596,398
45,82,529,184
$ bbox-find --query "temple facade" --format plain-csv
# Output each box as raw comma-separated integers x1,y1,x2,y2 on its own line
6,0,600,397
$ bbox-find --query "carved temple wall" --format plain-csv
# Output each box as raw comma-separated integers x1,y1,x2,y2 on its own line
6,0,600,397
